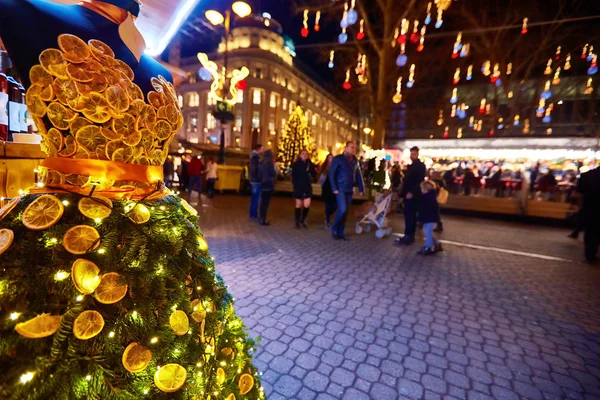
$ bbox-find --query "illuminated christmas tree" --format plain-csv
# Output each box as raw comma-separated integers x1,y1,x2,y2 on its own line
277,106,318,169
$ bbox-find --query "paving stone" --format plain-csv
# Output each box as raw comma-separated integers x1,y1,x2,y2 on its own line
356,363,381,383
304,371,329,392
398,378,424,399
274,375,302,397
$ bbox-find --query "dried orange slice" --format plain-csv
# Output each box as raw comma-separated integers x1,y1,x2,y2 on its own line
67,64,93,83
106,85,130,113
58,136,77,157
44,128,65,151
70,117,92,135
111,147,134,163
76,125,106,154
180,199,198,216
154,364,187,393
25,87,47,117
151,77,165,93
197,235,208,251
40,84,55,101
78,196,112,220
169,310,189,336
148,91,164,109
32,115,47,135
114,59,134,80
157,105,178,125
58,34,91,63
216,368,226,385
94,272,128,304
122,343,152,373
221,347,234,359
15,314,61,339
22,195,64,230
88,39,115,59
105,139,123,160
0,228,14,256
73,146,91,160
46,170,66,185
84,59,104,72
225,394,236,400
30,64,54,86
76,74,108,95
66,174,91,186
53,78,79,105
68,96,88,112
190,299,206,322
73,310,104,340
0,197,20,221
71,258,101,294
39,48,68,78
138,105,157,128
152,120,172,141
129,99,146,116
40,140,59,157
112,113,135,137
82,92,111,123
126,84,144,101
47,102,77,130
123,130,142,147
128,204,151,224
103,69,123,86
238,374,254,395
63,225,100,255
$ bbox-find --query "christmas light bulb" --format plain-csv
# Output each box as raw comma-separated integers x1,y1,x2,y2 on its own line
450,87,458,104
453,68,460,84
108,331,115,338
451,105,457,117
425,2,432,25
584,77,593,94
20,372,35,384
521,17,528,34
457,128,463,138
10,312,20,320
328,50,335,69
544,59,552,75
506,63,512,75
62,200,69,206
482,61,491,76
314,11,321,32
555,45,561,60
582,43,589,59
435,9,443,28
54,270,69,281
466,65,473,80
552,67,561,85
564,54,571,70
443,126,449,139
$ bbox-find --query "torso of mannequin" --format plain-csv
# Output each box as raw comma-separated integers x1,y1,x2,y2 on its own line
0,0,172,93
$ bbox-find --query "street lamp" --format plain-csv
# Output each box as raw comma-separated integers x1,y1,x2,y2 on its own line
205,1,252,163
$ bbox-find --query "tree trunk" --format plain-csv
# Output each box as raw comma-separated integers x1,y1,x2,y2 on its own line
372,113,386,149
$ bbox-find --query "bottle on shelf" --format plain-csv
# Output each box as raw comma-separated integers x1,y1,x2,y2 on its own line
7,75,20,141
0,51,9,141
17,82,28,133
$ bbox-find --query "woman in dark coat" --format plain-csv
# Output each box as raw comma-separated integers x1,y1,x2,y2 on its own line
319,154,336,229
258,150,277,226
292,150,315,228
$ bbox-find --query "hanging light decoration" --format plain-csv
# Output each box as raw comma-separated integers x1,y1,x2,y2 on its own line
355,53,363,75
506,63,512,75
478,99,487,114
481,61,491,76
582,44,589,59
450,87,458,104
393,77,403,104
453,68,460,85
328,50,335,69
588,54,598,75
451,104,457,118
584,77,593,94
410,20,420,43
425,2,432,25
523,119,530,134
347,0,358,25
443,126,450,139
490,63,500,84
466,65,473,80
398,19,409,45
485,104,491,115
314,11,321,32
301,9,309,37
521,17,528,34
417,26,426,52
340,2,349,28
396,44,408,67
457,103,466,119
392,28,400,48
542,106,552,123
554,46,561,61
564,54,571,70
435,7,443,28
339,27,348,44
476,119,483,132
587,46,595,62
437,110,444,126
497,117,504,130
508,91,514,98
513,114,520,126
407,64,415,87
469,116,475,127
452,32,463,58
460,43,470,58
536,98,546,116
358,55,368,85
488,129,495,137
357,19,365,40
343,69,352,90
552,67,561,85
457,128,463,139
544,59,552,75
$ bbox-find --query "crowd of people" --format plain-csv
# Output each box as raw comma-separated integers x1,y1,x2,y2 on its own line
164,154,219,199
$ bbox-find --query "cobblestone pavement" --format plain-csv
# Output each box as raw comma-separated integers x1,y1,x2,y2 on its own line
196,195,600,400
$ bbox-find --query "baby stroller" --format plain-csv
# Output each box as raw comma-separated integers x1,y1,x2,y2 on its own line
355,191,394,239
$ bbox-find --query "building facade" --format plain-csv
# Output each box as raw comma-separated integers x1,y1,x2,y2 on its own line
176,15,359,155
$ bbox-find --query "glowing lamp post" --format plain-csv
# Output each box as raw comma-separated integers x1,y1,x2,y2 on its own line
205,1,252,163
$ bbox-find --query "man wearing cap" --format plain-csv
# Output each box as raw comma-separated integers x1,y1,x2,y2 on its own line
396,146,426,245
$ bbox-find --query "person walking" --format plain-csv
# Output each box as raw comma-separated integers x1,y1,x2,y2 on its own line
205,157,218,198
178,155,189,192
163,156,174,188
577,167,600,264
292,150,315,228
329,141,365,240
249,144,264,220
319,154,337,229
396,146,426,245
188,155,204,197
258,150,277,226
417,180,443,255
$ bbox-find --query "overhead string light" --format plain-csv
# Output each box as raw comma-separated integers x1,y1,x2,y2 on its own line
314,11,321,32
452,32,462,58
398,19,409,45
347,0,358,25
425,2,432,25
407,64,415,87
543,105,552,123
457,103,466,119
541,80,552,99
584,77,593,94
358,54,368,84
469,115,475,127
536,98,546,116
554,46,561,61
328,50,335,69
392,28,400,48
340,2,349,29
410,20,420,43
443,126,450,139
521,17,528,34
453,68,460,85
589,54,598,75
460,43,470,58
478,98,487,114
482,61,491,76
587,45,594,62
343,69,352,90
544,59,552,75
466,65,473,80
506,62,512,75
552,67,561,85
437,110,444,126
491,63,501,84
435,6,444,28
450,104,457,117
450,87,458,103
301,9,309,37
396,43,407,67
393,77,403,103
457,127,463,138
564,54,571,70
417,25,426,52
581,44,589,59
357,19,365,40
514,114,520,126
339,27,348,44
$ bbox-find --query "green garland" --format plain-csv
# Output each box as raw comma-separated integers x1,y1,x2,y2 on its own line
0,190,263,400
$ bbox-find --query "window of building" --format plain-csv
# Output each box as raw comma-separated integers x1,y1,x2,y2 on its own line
187,92,199,107
312,114,318,126
235,111,242,128
281,118,286,130
269,117,275,133
289,101,296,112
237,89,244,104
252,111,260,129
308,92,314,103
315,97,320,107
177,95,183,108
270,93,279,108
253,90,262,105
189,113,198,132
306,110,312,124
255,68,263,79
282,98,288,111
207,94,216,106
207,114,216,129
189,74,196,84
300,87,306,98
273,71,279,84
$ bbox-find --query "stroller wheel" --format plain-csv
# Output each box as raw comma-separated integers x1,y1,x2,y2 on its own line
376,229,385,239
355,224,363,235
364,224,372,233
385,228,393,236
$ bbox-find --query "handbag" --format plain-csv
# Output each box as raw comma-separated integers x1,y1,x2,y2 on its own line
437,187,449,204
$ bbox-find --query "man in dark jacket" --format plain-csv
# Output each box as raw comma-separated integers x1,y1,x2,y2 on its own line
249,144,263,220
329,141,365,240
577,168,600,264
396,146,426,245
258,150,276,226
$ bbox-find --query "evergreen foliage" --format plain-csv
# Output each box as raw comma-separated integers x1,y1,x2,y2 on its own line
0,191,263,400
277,106,318,169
